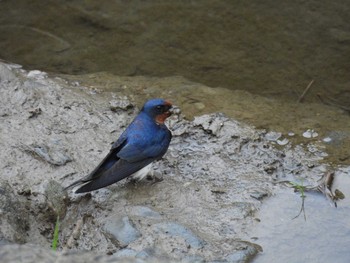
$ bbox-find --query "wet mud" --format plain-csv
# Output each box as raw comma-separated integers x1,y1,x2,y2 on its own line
0,62,348,262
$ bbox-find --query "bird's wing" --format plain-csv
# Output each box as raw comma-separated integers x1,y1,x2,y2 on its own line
71,133,170,193
65,125,171,193
63,136,128,191
117,131,171,162
74,157,155,193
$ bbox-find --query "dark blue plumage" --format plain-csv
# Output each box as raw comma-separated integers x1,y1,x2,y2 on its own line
65,98,173,193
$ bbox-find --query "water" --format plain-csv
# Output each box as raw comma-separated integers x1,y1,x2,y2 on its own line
0,1,350,103
253,168,350,263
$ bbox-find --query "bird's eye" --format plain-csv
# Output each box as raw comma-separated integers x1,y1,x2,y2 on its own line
156,105,163,110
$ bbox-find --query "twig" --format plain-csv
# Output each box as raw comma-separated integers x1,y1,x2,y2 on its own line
298,79,314,103
0,25,71,52
317,171,344,207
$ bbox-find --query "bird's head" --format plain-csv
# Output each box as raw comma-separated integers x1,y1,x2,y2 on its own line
141,98,173,124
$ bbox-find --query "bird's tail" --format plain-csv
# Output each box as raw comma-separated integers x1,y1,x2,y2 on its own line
63,179,84,192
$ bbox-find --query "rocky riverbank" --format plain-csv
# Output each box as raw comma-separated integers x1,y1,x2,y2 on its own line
0,62,330,262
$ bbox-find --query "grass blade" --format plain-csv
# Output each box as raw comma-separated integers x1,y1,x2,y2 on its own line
52,216,60,251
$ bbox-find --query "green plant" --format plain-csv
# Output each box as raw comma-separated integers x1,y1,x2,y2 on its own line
52,215,60,251
289,180,307,220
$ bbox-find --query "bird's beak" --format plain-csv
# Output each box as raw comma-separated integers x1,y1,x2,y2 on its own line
163,100,180,118
168,105,174,115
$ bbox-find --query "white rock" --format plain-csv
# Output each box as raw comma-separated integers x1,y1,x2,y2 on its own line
323,137,332,143
302,129,318,138
27,70,47,79
277,138,289,145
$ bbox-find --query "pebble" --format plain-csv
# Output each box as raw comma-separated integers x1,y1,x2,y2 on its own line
277,138,289,146
265,131,282,141
302,129,318,138
103,216,141,247
323,137,332,143
27,70,47,79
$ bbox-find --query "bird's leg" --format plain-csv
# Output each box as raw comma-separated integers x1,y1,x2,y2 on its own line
129,164,163,185
146,170,164,184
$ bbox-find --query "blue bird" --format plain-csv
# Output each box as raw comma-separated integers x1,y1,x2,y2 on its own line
65,98,173,193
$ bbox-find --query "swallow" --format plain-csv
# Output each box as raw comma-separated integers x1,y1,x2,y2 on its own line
65,98,173,193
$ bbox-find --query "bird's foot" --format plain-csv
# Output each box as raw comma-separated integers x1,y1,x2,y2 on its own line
146,170,163,184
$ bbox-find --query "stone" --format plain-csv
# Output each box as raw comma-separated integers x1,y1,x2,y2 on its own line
153,222,204,249
103,216,141,247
